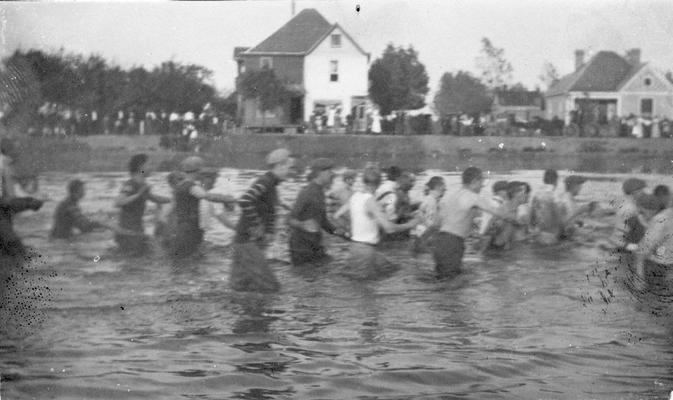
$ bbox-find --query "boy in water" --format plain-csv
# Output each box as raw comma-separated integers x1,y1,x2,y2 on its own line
0,138,44,257
230,148,295,291
607,178,647,251
482,181,528,252
114,154,170,256
154,171,186,248
51,179,110,239
171,156,235,259
530,169,563,245
556,175,597,240
632,194,673,287
434,167,518,278
411,176,445,254
288,158,345,265
334,166,420,278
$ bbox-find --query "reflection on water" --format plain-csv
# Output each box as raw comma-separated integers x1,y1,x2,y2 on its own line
1,169,673,399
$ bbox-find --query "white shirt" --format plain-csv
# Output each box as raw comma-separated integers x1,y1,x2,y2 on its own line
350,192,380,245
438,188,496,238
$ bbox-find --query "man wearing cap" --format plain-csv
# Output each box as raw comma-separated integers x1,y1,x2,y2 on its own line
172,156,235,258
608,178,647,251
288,158,344,265
230,148,295,291
557,175,597,240
114,154,171,256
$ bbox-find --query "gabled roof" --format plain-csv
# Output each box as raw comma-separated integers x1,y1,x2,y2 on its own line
547,51,641,96
246,9,333,55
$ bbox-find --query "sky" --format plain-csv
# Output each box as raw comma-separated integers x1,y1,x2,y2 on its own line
2,0,673,98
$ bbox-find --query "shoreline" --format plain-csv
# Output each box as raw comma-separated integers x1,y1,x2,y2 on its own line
13,134,673,174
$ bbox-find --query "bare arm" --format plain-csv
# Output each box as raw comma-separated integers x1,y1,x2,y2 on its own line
189,185,235,204
114,184,149,207
148,192,171,204
365,196,417,233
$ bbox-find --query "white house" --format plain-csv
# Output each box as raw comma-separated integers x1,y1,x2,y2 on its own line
234,9,370,131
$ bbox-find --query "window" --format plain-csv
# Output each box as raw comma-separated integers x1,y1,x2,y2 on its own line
644,78,652,86
641,98,653,115
260,57,272,69
331,34,341,48
330,60,338,82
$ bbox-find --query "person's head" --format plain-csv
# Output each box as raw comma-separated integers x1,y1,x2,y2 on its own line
129,153,149,179
68,179,85,201
397,172,416,193
179,156,204,179
492,180,509,199
564,175,587,196
425,176,446,198
166,171,186,190
507,181,527,205
637,193,661,221
462,166,484,193
0,137,18,163
362,166,382,190
308,158,336,188
654,184,671,210
266,148,295,181
622,178,647,199
543,169,558,186
200,168,219,190
385,166,402,182
342,169,357,187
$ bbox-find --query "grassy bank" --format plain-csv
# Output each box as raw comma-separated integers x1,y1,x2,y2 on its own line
9,134,673,174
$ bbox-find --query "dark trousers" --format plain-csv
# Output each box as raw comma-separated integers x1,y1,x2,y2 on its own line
289,229,327,266
432,231,465,278
230,242,280,292
171,224,203,259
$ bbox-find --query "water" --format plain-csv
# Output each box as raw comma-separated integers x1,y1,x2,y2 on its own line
2,169,673,399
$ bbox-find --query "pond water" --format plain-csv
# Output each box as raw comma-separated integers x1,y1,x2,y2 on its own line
1,169,673,399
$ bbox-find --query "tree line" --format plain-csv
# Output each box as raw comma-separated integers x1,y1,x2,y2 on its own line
0,49,235,131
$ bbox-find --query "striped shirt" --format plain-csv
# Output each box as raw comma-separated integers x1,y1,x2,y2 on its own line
234,171,281,243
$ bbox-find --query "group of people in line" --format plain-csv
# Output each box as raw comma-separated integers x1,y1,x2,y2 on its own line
1,140,671,291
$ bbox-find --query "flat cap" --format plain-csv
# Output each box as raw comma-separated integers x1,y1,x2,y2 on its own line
266,148,291,166
622,178,646,195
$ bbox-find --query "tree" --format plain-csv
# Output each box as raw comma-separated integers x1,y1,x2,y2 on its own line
475,38,513,90
433,71,492,118
368,44,429,115
237,69,292,126
539,61,560,90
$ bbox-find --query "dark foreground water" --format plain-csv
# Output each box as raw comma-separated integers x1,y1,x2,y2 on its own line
2,169,673,399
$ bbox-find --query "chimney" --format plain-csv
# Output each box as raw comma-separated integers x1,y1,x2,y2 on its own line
574,50,585,71
626,48,641,66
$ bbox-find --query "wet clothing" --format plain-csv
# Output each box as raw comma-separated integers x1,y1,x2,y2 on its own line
350,192,380,245
375,180,398,221
235,171,281,244
229,242,280,292
288,182,336,265
116,179,150,255
51,197,104,239
433,231,465,278
0,197,43,257
171,180,203,258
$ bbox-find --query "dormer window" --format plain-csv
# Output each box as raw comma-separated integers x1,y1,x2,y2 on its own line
331,34,341,48
644,78,652,86
260,57,272,69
